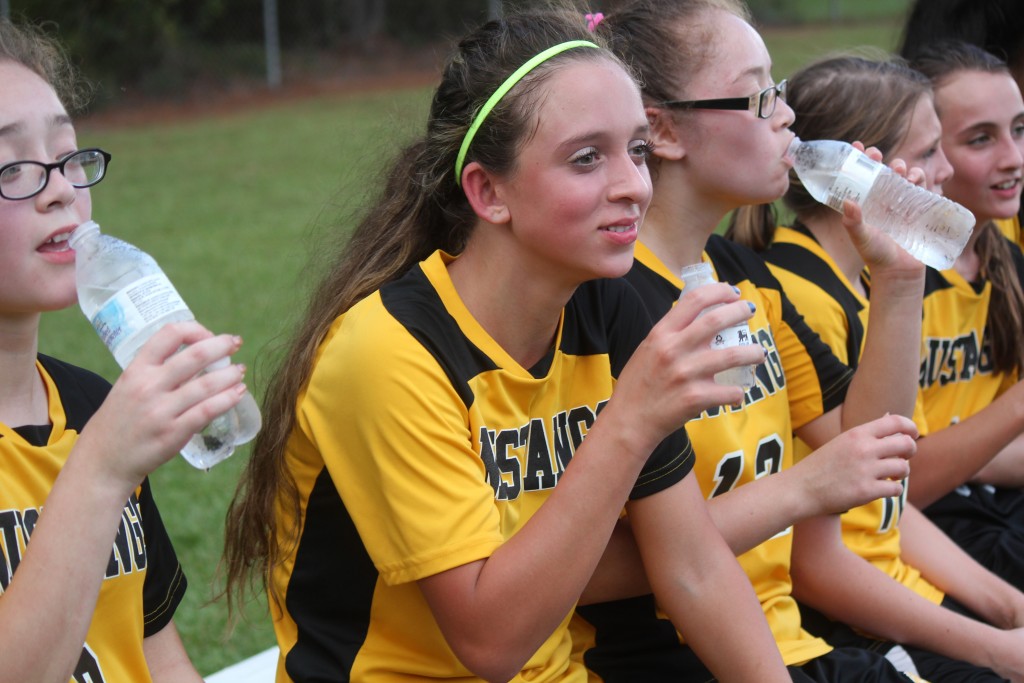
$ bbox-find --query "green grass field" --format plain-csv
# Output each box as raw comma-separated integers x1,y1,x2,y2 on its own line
54,13,910,677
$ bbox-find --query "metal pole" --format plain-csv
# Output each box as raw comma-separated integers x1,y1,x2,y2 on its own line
263,0,282,89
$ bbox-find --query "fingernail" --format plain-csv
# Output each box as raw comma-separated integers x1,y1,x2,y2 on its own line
235,384,248,396
747,302,756,313
233,335,243,346
235,363,247,375
763,347,769,357
732,286,741,294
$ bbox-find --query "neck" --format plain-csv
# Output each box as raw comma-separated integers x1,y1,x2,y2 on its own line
448,234,565,369
800,213,866,295
954,222,986,281
641,167,728,275
0,313,49,428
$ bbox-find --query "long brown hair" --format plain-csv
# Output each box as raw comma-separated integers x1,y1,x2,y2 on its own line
222,4,622,615
727,53,931,251
911,41,1024,373
599,0,750,108
0,18,88,112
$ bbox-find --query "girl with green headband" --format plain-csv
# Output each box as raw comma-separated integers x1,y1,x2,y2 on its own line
573,1,929,681
223,4,790,682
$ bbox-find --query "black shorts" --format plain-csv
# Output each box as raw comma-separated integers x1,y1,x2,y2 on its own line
925,484,1024,591
800,600,1006,682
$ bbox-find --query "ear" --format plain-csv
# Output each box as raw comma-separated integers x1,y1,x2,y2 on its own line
645,106,686,161
461,161,510,224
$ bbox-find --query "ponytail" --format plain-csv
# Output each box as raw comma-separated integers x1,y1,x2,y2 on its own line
222,4,623,617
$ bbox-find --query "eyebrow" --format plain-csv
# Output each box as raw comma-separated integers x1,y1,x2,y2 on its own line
561,123,651,148
0,113,74,140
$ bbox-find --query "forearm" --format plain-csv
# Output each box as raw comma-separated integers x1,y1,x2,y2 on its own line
792,515,1008,671
421,413,651,680
841,270,923,429
898,504,1024,628
972,432,1024,487
0,443,138,683
630,479,790,683
909,387,1024,507
144,622,203,683
705,467,814,556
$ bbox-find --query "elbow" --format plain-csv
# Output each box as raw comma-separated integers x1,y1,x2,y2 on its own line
449,637,532,683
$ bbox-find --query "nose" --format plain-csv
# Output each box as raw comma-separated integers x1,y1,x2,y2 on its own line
609,152,652,207
998,131,1024,171
773,98,796,129
33,164,77,210
933,145,954,190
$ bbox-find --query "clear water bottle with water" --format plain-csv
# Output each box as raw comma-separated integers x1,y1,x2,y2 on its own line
679,261,756,388
69,220,261,470
787,137,975,270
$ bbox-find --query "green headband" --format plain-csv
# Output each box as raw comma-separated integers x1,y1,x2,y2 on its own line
454,39,601,187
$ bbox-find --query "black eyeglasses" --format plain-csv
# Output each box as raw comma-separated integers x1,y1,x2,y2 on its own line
659,79,788,120
0,148,111,200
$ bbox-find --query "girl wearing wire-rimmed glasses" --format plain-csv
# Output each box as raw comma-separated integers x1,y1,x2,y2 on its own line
0,18,248,683
573,1,929,681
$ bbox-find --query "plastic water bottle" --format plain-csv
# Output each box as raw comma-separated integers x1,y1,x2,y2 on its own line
679,262,755,388
787,137,974,270
69,220,261,470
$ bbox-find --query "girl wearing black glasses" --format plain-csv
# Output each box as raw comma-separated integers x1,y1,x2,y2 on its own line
0,19,247,683
572,1,928,681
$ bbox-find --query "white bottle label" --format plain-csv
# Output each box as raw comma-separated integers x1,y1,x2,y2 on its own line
711,322,752,350
826,150,882,211
89,273,190,354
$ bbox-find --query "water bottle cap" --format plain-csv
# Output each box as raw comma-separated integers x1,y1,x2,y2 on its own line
68,220,100,249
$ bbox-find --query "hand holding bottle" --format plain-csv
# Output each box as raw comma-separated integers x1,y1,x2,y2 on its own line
610,282,764,454
70,220,262,469
788,136,974,269
75,322,248,489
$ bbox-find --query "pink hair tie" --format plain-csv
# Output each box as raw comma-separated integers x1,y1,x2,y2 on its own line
585,12,604,32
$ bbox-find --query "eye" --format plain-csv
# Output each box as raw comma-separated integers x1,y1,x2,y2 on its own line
1,163,24,180
921,145,938,160
570,146,600,167
1012,121,1024,138
967,133,991,146
629,139,656,163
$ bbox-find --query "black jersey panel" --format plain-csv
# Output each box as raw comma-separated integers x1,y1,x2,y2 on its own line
285,467,377,682
381,267,500,410
766,240,866,369
36,354,111,432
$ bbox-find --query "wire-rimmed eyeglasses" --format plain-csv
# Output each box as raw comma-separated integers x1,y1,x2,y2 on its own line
659,79,788,120
0,148,111,200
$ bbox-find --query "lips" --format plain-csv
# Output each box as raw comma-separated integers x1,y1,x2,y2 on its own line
38,230,73,253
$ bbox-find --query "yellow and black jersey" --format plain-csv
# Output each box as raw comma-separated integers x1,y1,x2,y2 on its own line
575,235,853,673
765,225,942,609
996,216,1021,248
918,245,1024,430
0,354,187,683
271,250,694,683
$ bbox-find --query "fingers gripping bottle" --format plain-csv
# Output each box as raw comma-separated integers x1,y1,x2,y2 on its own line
787,137,974,270
69,220,261,470
679,262,756,388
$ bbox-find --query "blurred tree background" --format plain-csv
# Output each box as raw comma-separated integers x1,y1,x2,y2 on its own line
1,0,911,112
